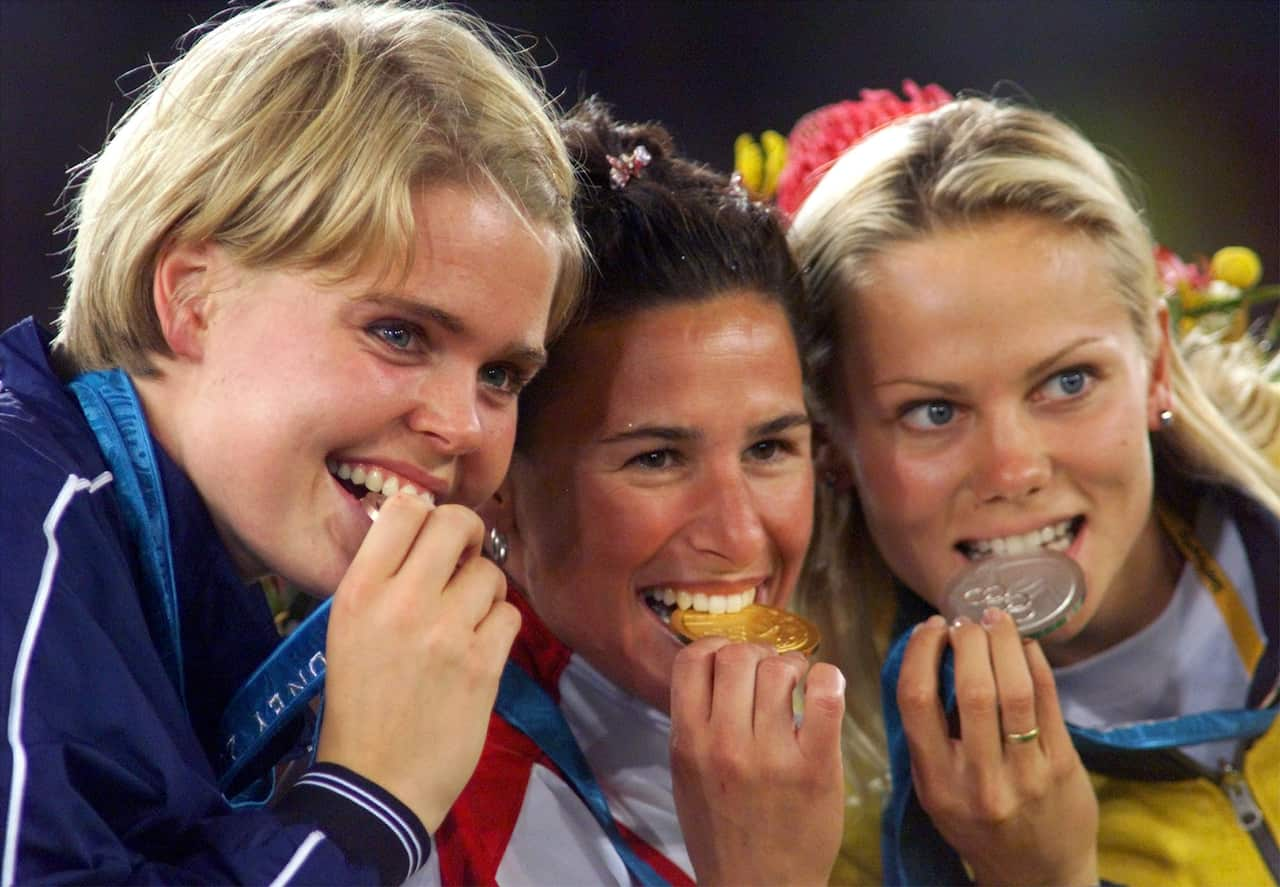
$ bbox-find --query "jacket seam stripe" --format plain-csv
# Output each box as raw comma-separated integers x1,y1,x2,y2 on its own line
3,471,112,887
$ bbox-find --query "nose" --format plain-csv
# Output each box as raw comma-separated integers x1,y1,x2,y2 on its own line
685,464,770,567
970,406,1051,503
405,369,485,455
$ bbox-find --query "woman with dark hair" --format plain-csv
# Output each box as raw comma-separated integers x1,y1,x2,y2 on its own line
421,98,846,886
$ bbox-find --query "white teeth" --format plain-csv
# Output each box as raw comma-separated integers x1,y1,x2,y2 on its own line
964,520,1075,560
643,585,763,615
330,461,434,506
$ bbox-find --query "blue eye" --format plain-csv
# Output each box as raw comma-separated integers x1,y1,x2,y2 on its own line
1044,368,1093,400
480,364,525,395
369,321,419,351
902,400,955,430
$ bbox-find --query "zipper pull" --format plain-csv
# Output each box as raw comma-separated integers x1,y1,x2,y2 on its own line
1221,763,1264,831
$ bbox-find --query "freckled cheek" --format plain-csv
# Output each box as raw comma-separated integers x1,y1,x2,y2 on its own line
857,447,962,533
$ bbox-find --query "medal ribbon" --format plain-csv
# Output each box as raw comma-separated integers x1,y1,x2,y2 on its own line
495,661,669,887
69,369,186,703
215,601,330,800
69,367,324,805
1156,503,1264,675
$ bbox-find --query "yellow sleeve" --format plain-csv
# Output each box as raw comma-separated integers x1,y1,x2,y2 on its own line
829,787,883,886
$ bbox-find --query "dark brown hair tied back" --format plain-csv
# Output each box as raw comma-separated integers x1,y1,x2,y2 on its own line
513,97,810,449
556,96,805,330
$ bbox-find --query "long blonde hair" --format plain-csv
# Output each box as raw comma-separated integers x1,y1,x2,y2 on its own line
788,97,1280,802
56,0,583,374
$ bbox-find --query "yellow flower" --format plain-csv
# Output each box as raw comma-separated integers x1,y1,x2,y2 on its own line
734,133,764,195
734,130,787,200
1211,246,1263,290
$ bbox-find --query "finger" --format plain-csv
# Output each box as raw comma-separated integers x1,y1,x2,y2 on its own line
1023,638,1071,752
438,552,510,631
472,598,522,669
949,617,1003,772
670,637,731,728
709,642,774,736
751,651,807,743
896,616,954,784
397,503,486,598
983,607,1040,754
797,662,846,762
343,489,435,591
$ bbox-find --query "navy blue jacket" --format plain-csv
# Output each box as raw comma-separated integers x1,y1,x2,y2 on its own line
1,319,428,884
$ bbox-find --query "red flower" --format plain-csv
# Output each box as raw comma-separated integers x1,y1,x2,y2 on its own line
1155,244,1212,292
775,80,953,215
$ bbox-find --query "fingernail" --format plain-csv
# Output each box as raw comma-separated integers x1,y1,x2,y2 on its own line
981,607,1005,627
925,614,946,629
949,615,972,632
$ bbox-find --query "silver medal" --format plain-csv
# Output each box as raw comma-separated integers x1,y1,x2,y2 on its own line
942,550,1085,639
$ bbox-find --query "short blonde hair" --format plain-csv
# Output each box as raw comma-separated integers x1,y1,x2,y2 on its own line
788,96,1280,802
56,0,583,374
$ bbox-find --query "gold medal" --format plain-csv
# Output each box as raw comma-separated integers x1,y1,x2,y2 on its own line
670,604,821,654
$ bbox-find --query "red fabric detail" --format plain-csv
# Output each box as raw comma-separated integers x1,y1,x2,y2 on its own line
616,820,696,886
506,582,574,701
436,582,687,884
775,80,953,215
434,716,543,886
434,587,574,885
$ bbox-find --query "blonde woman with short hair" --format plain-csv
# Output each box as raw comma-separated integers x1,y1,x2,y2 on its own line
1,2,582,883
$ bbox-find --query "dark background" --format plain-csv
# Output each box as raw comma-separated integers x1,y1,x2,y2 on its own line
3,0,1277,332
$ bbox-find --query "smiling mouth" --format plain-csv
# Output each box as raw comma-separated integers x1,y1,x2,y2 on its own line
956,516,1083,561
328,459,436,507
641,585,763,625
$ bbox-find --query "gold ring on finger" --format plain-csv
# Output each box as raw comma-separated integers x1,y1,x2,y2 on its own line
1004,726,1040,744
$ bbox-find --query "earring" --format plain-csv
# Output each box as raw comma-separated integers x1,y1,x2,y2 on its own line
1159,409,1174,429
484,526,509,566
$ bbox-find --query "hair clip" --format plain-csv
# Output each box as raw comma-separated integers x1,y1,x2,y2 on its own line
607,144,652,190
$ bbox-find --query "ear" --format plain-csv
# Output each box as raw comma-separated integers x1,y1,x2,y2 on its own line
1146,301,1174,431
153,240,217,362
479,471,527,583
813,422,854,492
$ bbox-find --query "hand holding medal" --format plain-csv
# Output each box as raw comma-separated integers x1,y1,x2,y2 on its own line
896,554,1098,886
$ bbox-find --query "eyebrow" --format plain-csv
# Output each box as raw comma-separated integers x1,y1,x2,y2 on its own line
598,412,810,445
872,335,1105,392
358,292,547,369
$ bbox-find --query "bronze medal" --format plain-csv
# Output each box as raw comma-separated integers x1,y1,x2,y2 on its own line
670,603,821,654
